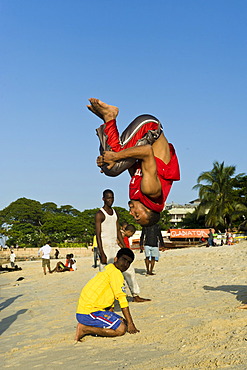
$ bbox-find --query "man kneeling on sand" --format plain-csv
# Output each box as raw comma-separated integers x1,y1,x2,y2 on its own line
75,248,139,342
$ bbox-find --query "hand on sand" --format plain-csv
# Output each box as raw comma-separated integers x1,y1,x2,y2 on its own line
237,304,247,309
127,322,140,334
133,296,151,303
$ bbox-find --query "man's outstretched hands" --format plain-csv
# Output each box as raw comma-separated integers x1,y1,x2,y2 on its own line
96,156,104,168
96,151,118,170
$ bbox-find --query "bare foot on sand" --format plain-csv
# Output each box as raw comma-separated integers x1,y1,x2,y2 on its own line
237,304,247,309
87,98,119,122
74,323,87,342
133,296,151,303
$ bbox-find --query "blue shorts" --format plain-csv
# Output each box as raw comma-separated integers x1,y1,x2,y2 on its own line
76,311,122,330
144,245,160,260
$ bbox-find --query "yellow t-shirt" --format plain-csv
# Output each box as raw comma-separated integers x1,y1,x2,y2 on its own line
76,264,128,314
92,235,97,248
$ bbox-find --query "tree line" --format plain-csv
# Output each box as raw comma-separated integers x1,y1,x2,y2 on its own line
181,161,247,231
0,161,246,247
0,197,172,248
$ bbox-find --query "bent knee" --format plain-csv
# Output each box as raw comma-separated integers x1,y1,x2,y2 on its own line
115,322,127,336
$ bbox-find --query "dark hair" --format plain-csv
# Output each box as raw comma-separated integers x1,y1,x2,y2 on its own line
103,189,114,197
144,210,160,226
125,224,136,233
116,248,135,262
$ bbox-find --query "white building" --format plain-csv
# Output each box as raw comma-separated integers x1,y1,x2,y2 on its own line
165,200,199,227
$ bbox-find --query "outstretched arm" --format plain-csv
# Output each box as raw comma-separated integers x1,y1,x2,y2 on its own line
157,227,165,248
102,145,162,198
95,211,107,264
116,211,126,248
139,227,146,251
121,307,139,334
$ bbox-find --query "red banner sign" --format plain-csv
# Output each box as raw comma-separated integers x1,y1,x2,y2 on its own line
170,229,210,239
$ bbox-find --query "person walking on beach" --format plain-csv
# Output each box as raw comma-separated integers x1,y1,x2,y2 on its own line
95,189,150,303
38,242,52,275
75,248,139,342
88,98,180,227
54,248,59,259
140,223,165,275
10,250,16,268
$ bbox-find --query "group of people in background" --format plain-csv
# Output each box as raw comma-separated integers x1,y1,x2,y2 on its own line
207,228,234,247
38,242,77,275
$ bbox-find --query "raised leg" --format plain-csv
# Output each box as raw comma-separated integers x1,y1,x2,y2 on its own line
87,98,119,122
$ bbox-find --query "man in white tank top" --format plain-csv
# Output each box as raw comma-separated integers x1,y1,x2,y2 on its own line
95,189,150,303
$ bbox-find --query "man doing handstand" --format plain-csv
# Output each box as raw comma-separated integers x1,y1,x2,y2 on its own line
87,98,180,226
75,248,139,342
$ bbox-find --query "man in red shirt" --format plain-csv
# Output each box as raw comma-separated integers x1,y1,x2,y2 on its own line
88,98,180,226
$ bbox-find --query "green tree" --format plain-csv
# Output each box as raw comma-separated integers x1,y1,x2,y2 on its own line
41,202,58,214
0,198,43,226
159,209,172,230
232,174,247,229
0,198,142,247
114,207,141,230
232,174,247,207
180,211,206,229
193,161,246,229
59,205,81,217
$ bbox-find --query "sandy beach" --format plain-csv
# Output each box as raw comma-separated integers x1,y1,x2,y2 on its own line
1,241,247,369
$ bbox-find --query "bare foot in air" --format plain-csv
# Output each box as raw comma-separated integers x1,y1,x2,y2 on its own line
87,98,119,122
133,295,151,303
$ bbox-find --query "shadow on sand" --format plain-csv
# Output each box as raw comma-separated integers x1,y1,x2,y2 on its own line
0,309,28,335
134,268,146,275
203,285,247,304
0,295,23,311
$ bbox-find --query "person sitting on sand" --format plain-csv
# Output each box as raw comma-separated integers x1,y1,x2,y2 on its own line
65,254,71,267
70,254,77,271
51,261,71,273
74,248,139,342
87,98,180,227
64,253,76,269
0,264,22,272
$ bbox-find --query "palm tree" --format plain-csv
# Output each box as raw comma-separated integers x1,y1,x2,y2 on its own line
193,161,245,229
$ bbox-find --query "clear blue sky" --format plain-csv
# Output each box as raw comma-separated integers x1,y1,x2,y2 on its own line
1,0,246,211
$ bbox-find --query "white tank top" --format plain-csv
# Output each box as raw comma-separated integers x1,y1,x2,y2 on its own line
100,207,118,248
